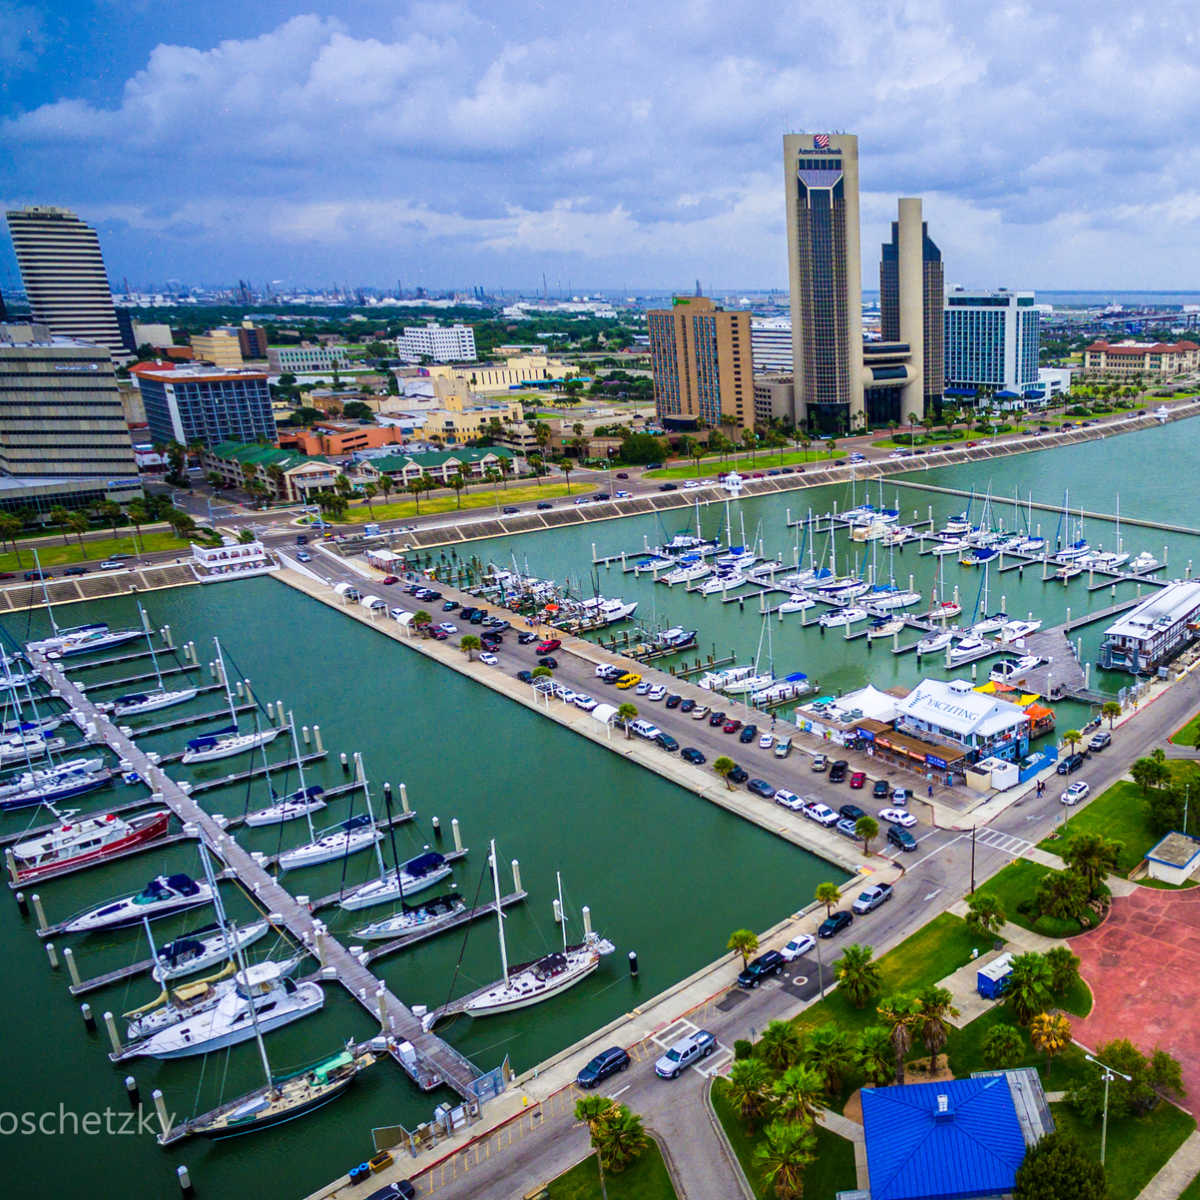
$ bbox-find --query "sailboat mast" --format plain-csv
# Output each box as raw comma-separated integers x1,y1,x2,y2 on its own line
230,918,274,1092
557,870,567,954
358,758,386,881
34,549,59,635
137,602,163,692
288,711,317,842
213,637,238,726
489,839,508,983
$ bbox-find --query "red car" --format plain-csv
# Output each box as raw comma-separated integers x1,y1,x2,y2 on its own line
381,575,399,585
849,771,866,789
723,718,742,734
536,638,561,654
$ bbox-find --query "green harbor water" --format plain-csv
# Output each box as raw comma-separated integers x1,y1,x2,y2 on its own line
0,578,838,1199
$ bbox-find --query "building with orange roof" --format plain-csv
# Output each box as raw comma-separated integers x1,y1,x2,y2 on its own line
1084,339,1200,378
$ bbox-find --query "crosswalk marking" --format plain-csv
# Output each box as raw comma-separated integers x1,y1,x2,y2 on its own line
975,827,1034,856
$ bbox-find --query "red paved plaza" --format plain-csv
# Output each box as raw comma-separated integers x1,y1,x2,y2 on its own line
1071,884,1200,1112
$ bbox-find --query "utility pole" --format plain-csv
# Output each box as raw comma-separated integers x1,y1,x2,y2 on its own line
970,825,977,893
1085,1054,1132,1166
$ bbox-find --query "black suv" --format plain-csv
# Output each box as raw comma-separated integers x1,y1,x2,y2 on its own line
738,724,758,744
665,694,682,709
679,698,696,713
818,911,853,938
681,747,706,765
737,950,785,988
727,765,749,785
839,803,867,823
576,1046,631,1089
1056,752,1086,775
872,778,890,799
655,732,679,752
708,710,727,726
828,760,849,783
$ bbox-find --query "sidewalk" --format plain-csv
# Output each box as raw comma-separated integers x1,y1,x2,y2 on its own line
1138,1128,1200,1200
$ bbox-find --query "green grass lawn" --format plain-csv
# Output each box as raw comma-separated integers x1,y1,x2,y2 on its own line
973,857,1087,938
1051,1101,1195,1200
710,1080,857,1200
1038,780,1157,875
546,1138,677,1200
0,529,190,572
1179,1169,1200,1200
644,448,842,480
794,913,983,1036
1170,711,1200,746
331,482,579,523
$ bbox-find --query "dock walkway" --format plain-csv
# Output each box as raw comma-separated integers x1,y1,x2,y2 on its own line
26,650,485,1102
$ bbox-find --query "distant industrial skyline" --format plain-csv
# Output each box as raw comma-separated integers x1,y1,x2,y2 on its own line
4,2,1200,292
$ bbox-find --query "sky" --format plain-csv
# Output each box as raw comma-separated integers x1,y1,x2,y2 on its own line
4,1,1200,294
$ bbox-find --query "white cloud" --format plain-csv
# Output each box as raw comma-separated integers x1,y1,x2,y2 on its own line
6,1,1200,287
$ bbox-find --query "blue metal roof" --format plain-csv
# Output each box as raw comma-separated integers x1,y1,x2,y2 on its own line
944,387,977,397
861,1077,1027,1200
994,390,1022,399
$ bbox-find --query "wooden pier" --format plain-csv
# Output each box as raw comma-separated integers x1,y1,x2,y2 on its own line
24,650,487,1101
362,889,527,964
85,664,199,689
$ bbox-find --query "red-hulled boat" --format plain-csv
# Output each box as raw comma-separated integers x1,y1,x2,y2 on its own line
10,809,171,883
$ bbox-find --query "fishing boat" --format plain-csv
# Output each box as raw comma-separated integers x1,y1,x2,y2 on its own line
338,850,453,912
999,618,1042,643
866,616,905,640
653,627,697,652
177,1046,374,1142
354,891,467,941
121,961,324,1060
9,808,170,883
180,639,279,764
946,636,990,664
63,873,213,934
152,919,272,983
917,630,954,655
1129,550,1162,574
778,593,815,614
0,756,112,811
277,813,383,872
428,846,614,1024
818,606,868,629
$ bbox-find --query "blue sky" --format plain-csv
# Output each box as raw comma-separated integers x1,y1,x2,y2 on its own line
4,1,1200,293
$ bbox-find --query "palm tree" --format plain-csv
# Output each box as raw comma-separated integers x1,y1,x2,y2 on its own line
755,1120,817,1200
49,506,72,545
1062,832,1122,895
126,501,149,553
66,512,90,555
915,985,959,1068
574,1095,614,1200
981,1023,1025,1069
727,928,759,970
815,882,840,917
460,633,482,660
727,1057,773,1124
448,472,466,509
362,482,378,517
856,1026,894,1086
1006,952,1054,1025
713,755,736,790
596,1103,648,1173
966,892,1007,939
378,473,394,505
616,701,638,738
1030,1012,1073,1080
1101,700,1121,729
411,610,432,634
771,1063,825,1124
334,472,352,499
499,457,512,489
803,1024,854,1094
0,514,23,565
757,1019,804,1071
407,479,423,512
877,993,921,1084
559,459,574,494
1062,728,1082,756
855,815,879,855
419,472,436,502
99,500,122,541
834,943,883,1009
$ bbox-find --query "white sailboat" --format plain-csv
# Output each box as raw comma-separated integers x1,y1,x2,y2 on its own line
917,629,954,655
152,919,272,983
353,891,467,941
242,711,327,827
277,753,383,871
699,570,747,596
818,606,868,628
969,560,1008,636
26,550,142,657
866,616,905,640
778,593,815,615
106,602,198,717
180,638,280,764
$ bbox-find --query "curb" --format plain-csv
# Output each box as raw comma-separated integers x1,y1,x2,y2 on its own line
703,1080,757,1200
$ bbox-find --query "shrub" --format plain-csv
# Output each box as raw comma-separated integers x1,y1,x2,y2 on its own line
734,1039,753,1061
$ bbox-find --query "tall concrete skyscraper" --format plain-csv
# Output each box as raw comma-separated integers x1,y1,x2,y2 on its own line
782,133,863,433
5,206,125,357
880,197,944,420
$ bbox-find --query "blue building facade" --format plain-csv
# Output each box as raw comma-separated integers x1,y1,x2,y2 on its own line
138,367,276,449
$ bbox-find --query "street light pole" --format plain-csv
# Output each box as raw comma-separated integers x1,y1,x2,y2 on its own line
1085,1054,1132,1166
970,825,977,893
816,935,825,998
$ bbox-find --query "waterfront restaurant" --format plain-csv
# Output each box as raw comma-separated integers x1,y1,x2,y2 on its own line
894,678,1031,765
1098,579,1200,676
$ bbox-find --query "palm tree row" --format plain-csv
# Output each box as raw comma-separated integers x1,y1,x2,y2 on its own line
573,1095,650,1198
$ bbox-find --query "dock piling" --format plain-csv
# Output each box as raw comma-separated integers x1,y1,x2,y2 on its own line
628,950,639,976
583,905,592,937
124,1075,139,1109
6,851,17,886
31,893,46,930
512,859,522,892
244,679,254,706
313,724,323,753
103,1011,121,1055
399,782,410,813
302,724,310,745
45,942,58,969
355,752,365,782
152,1089,170,1138
339,752,349,772
63,946,81,988
81,1002,95,1031
175,1166,193,1197
451,818,462,852
15,890,27,916
552,898,563,924
431,816,442,840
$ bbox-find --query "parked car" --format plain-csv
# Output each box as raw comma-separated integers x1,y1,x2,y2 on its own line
835,817,860,839
615,672,641,689
655,1030,715,1078
758,732,774,749
502,506,519,514
436,622,458,634
647,685,667,701
1060,781,1090,806
774,789,805,811
888,825,918,852
818,911,853,939
852,883,894,914
574,694,598,711
805,802,839,827
658,483,678,492
655,732,680,752
891,787,911,806
665,694,682,709
737,949,785,988
628,719,662,740
536,501,553,510
381,575,399,585
722,718,742,734
616,472,629,479
773,736,792,758
872,778,890,799
828,760,848,783
63,565,89,576
810,753,828,772
1056,752,1086,775
442,600,459,611
707,710,726,726
366,1181,415,1200
478,651,498,666
98,559,125,570
516,670,534,683
747,778,775,799
635,681,651,696
727,765,749,784
1088,731,1112,751
780,934,815,961
518,631,539,644
536,639,562,654
738,724,758,744
879,807,918,828
679,697,696,713
537,656,558,669
576,1046,631,1089
681,747,706,765
849,771,866,789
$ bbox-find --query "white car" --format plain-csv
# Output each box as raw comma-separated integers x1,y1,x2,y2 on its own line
810,754,828,772
478,651,498,666
436,622,458,634
1060,781,1090,806
774,789,805,811
805,802,840,827
758,732,774,749
780,934,815,962
556,687,578,704
635,681,652,696
891,788,911,806
682,480,701,489
647,685,667,701
574,694,598,712
615,490,632,498
879,807,918,828
595,663,617,678
691,705,710,720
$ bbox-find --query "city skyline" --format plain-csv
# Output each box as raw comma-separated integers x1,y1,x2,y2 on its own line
3,2,1200,292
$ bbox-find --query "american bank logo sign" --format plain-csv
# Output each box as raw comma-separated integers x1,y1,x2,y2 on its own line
814,134,830,149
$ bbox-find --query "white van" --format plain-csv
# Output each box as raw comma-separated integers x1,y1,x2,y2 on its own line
628,719,662,740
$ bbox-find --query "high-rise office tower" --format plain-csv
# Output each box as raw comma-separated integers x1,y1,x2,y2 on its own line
782,133,863,433
136,364,276,448
648,297,753,433
944,289,1040,401
4,207,126,358
880,197,944,420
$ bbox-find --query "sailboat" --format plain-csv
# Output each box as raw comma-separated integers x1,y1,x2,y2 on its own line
0,754,112,811
353,891,467,941
969,561,1008,636
180,638,280,764
242,711,327,827
63,872,213,934
866,616,905,640
920,552,961,622
276,754,383,871
722,616,776,695
25,551,142,657
152,919,272,983
105,603,198,717
428,842,614,1024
